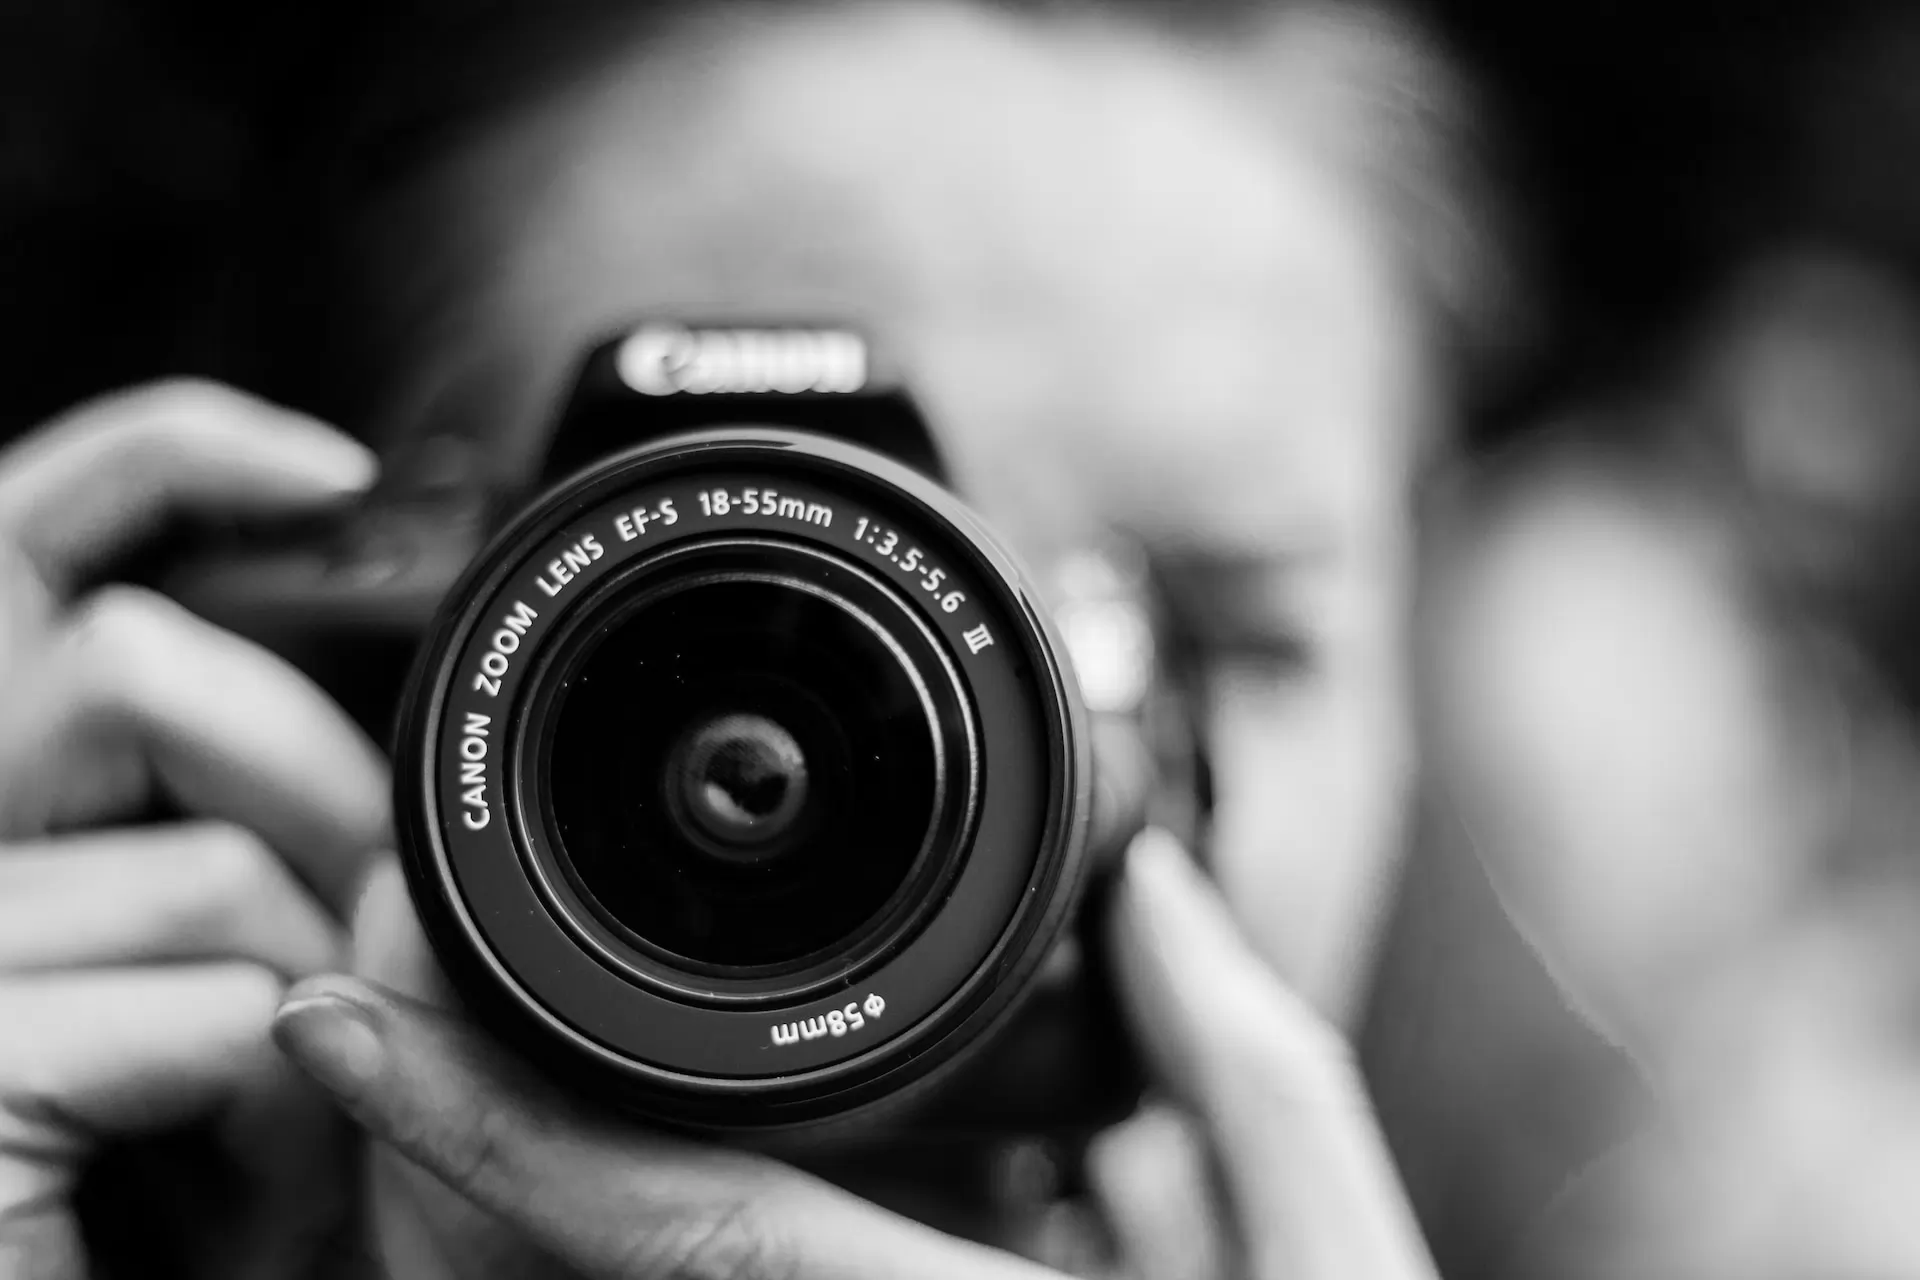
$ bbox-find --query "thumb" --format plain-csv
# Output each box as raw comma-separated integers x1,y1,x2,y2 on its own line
346,853,551,1279
270,976,791,1280
270,977,1061,1280
1106,828,1436,1280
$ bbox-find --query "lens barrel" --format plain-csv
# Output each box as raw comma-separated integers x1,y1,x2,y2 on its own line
394,430,1090,1130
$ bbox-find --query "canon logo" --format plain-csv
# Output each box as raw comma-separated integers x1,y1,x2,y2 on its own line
616,324,869,397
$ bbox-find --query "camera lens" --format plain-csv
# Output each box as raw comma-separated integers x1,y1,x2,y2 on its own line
539,572,946,971
666,712,810,858
396,430,1091,1130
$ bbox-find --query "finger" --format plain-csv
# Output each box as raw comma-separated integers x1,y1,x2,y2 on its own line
349,853,455,1007
215,1039,359,1280
0,822,345,977
1,586,388,911
1087,712,1154,860
348,852,570,1277
1106,828,1436,1280
0,964,349,1280
0,965,285,1167
1086,1104,1231,1280
274,977,1063,1280
0,379,375,591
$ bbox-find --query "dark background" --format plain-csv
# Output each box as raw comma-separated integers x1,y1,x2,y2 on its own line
10,0,1920,444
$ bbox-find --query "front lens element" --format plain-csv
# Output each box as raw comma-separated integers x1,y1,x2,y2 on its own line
400,432,1089,1126
665,712,811,860
542,573,941,971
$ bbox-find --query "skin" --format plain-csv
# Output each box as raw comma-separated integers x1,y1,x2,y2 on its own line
0,2,1456,1276
0,382,387,1279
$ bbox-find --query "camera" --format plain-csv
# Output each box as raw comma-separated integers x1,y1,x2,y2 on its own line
166,321,1207,1136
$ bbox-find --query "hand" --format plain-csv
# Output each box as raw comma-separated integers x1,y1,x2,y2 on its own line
275,829,1434,1280
0,381,390,1279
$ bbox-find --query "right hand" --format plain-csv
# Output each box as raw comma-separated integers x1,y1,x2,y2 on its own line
287,830,1434,1280
0,381,391,1279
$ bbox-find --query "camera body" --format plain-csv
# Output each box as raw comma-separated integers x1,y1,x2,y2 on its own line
166,320,1207,1140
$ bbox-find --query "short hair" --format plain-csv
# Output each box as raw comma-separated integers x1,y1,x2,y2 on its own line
233,0,1517,461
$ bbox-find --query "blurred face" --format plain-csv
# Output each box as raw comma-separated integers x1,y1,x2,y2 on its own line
366,0,1460,1017
1426,460,1837,1068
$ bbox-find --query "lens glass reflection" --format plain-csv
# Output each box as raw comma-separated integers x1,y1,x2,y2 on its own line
544,577,939,969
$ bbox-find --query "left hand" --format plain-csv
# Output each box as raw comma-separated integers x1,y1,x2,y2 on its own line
0,382,391,1280
275,829,1434,1280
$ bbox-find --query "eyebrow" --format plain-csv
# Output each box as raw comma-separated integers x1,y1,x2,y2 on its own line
1148,548,1325,663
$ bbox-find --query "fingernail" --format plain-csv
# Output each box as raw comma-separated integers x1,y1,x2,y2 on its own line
1125,827,1199,898
276,420,379,493
274,982,386,1097
313,439,379,494
1122,826,1234,958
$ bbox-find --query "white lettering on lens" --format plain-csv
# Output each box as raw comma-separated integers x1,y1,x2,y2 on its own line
472,601,539,696
698,489,831,527
616,506,676,541
770,994,885,1048
962,623,994,655
458,712,490,829
617,324,868,397
534,536,604,597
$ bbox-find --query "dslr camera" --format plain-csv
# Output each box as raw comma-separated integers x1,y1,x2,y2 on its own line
169,321,1207,1138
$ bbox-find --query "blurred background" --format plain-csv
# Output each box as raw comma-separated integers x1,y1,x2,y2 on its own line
11,1,1920,1276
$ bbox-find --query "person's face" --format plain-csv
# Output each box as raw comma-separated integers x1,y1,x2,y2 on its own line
371,0,1448,1018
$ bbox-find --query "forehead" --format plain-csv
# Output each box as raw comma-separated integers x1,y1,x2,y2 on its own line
393,2,1433,560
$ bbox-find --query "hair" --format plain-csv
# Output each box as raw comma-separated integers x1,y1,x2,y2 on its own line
216,1,671,425
224,0,1518,460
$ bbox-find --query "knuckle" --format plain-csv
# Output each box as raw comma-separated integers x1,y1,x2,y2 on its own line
417,1096,523,1200
1240,1017,1367,1114
92,380,259,489
215,960,288,1017
195,963,290,1049
62,585,184,685
114,382,232,469
633,1195,794,1280
186,821,281,908
65,585,171,655
135,377,246,426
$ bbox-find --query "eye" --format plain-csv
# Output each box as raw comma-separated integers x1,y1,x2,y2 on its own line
1150,552,1318,676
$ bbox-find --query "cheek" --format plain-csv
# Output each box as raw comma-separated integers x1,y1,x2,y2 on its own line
1200,589,1417,1023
